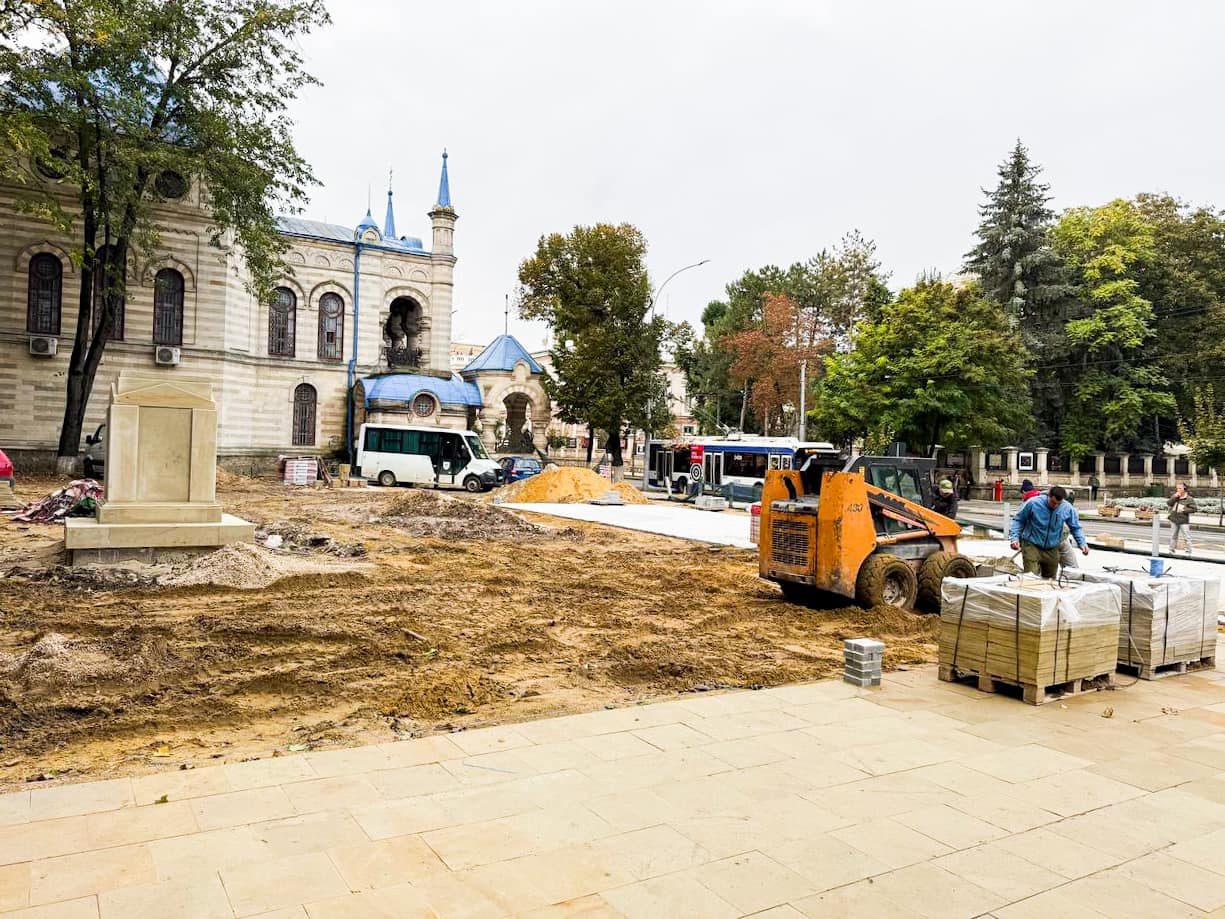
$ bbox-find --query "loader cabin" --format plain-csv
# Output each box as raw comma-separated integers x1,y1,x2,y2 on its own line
760,453,971,612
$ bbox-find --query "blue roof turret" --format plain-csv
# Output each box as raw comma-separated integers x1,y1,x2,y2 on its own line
436,149,452,209
383,188,396,239
354,208,380,241
462,335,542,374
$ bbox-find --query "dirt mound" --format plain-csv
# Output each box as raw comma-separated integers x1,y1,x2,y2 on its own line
378,669,512,721
7,564,159,591
378,490,543,539
492,466,649,505
159,542,369,590
0,630,178,696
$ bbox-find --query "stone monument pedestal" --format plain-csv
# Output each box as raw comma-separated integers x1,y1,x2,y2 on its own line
65,373,254,563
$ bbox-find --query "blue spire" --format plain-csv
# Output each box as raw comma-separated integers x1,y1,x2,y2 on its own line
436,149,451,209
383,169,397,238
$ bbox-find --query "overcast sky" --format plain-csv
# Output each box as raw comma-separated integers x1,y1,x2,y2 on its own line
288,1,1225,351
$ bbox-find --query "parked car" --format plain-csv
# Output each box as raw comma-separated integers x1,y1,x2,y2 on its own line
84,423,106,480
0,447,13,488
499,455,543,483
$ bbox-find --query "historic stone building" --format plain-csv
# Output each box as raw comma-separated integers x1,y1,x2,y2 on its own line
1,153,480,468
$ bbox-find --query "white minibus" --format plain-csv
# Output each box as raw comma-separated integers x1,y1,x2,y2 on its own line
356,423,504,492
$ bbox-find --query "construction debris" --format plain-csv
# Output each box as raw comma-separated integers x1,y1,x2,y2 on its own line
7,480,103,524
379,489,545,539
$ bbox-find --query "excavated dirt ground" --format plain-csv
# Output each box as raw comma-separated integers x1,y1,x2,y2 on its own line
0,476,939,790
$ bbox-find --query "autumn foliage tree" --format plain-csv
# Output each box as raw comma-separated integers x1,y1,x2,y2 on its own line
723,293,830,435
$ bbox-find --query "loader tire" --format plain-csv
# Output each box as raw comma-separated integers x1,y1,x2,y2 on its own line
917,551,978,614
855,554,918,611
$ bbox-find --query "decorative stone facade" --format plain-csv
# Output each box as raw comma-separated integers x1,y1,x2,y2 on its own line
1,154,458,467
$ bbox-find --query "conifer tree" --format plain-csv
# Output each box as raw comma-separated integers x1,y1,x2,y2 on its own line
965,140,1070,442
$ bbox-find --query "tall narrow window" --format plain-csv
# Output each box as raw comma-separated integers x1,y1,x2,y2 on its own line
27,253,62,335
91,245,125,340
268,286,296,356
317,292,343,361
292,383,316,446
153,268,185,345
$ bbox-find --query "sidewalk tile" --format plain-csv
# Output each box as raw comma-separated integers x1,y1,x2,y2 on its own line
0,862,30,911
377,734,466,767
29,779,134,822
831,738,954,776
190,787,295,832
220,852,347,917
601,873,739,919
0,897,101,919
448,725,535,756
1117,850,1225,911
325,835,446,890
0,791,31,828
792,878,925,918
943,789,1061,833
1166,827,1225,874
131,768,232,806
679,709,808,742
583,824,711,880
513,894,625,918
222,757,316,791
765,834,889,892
301,882,435,919
574,732,660,762
347,796,453,841
28,844,156,905
97,873,233,919
304,746,395,779
506,845,635,905
280,777,381,814
816,773,957,820
84,801,198,849
867,862,1006,919
993,887,1109,919
1058,870,1202,918
829,818,952,870
934,843,1064,901
580,788,685,832
411,863,553,917
1088,750,1217,791
694,851,814,914
149,827,268,882
0,817,91,866
674,796,851,860
247,811,368,859
629,722,713,752
366,763,459,799
1007,769,1145,817
893,803,1010,850
964,744,1092,783
992,827,1121,879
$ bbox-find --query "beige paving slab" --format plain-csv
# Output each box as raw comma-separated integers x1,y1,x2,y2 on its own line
448,725,536,756
672,794,852,860
0,792,31,829
674,689,788,720
703,736,791,769
992,827,1122,879
831,738,955,776
84,801,199,850
512,894,627,918
582,824,711,881
893,803,1010,850
222,757,317,792
301,882,436,919
1058,869,1203,918
303,746,397,779
221,852,348,917
28,779,134,822
409,862,555,917
279,776,382,814
365,762,460,799
1166,827,1225,875
964,743,1093,783
792,878,926,918
866,861,1007,919
0,897,101,919
992,887,1109,919
815,772,958,820
943,789,1061,833
759,680,860,705
693,851,815,914
325,834,447,890
502,845,635,906
149,826,270,882
96,873,233,919
933,843,1066,901
1088,749,1219,790
376,734,466,768
0,817,93,866
0,863,30,912
764,834,890,892
246,811,369,860
1007,768,1146,817
573,732,661,762
346,795,456,841
829,818,953,870
580,787,686,833
1117,850,1225,912
628,722,714,752
131,767,233,807
512,741,607,774
190,787,296,832
27,844,156,906
600,872,740,919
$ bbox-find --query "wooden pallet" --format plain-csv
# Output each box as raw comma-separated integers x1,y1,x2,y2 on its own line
938,664,1115,705
1117,654,1217,681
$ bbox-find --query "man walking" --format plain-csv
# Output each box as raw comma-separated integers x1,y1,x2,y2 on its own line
1167,483,1197,555
931,478,959,519
1010,485,1089,578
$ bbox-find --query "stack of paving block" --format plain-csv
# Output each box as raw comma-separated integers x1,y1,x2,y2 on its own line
844,638,883,687
1062,569,1219,677
940,575,1121,702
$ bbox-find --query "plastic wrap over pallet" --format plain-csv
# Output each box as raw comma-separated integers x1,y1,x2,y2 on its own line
1060,569,1219,672
940,575,1121,689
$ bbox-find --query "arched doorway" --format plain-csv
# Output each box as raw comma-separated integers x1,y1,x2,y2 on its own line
384,296,422,369
500,392,536,453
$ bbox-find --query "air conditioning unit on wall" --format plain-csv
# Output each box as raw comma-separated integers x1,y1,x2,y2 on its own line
154,346,181,366
29,336,58,357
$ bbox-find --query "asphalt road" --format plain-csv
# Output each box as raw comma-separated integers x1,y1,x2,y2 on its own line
959,500,1225,551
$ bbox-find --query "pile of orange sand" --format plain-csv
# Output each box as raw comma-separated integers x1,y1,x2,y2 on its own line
492,465,649,505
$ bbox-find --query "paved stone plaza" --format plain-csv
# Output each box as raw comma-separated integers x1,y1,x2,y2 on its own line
4,645,1225,918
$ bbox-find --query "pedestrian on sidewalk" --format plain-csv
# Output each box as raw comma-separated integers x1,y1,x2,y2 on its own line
1088,474,1101,502
1020,479,1040,501
1010,485,1090,578
1167,482,1197,554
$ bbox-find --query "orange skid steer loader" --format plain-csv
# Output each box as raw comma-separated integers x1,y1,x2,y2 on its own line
759,453,975,612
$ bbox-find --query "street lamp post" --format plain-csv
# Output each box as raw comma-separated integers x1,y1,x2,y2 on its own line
643,259,710,489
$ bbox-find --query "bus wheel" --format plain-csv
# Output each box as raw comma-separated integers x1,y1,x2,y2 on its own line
674,476,687,495
377,470,397,487
463,475,483,493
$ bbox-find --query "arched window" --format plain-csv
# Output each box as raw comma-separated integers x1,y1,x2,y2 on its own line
292,383,316,446
27,253,62,335
317,292,343,362
268,286,296,356
153,268,185,345
91,244,125,340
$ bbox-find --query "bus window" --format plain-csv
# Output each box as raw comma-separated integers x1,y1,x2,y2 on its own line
465,435,488,459
724,451,768,479
768,455,781,471
419,430,440,463
380,429,404,454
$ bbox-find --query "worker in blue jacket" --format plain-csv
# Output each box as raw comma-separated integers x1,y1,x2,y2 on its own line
1009,485,1089,578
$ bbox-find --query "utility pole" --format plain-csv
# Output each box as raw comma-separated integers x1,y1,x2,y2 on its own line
798,360,807,441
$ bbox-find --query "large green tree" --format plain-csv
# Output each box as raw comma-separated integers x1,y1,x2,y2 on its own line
517,223,670,476
1179,386,1225,526
811,277,1033,454
0,0,328,471
964,140,1070,442
1051,199,1175,458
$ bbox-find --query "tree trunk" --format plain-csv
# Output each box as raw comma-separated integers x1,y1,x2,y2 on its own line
738,387,748,432
585,424,594,464
606,426,624,482
56,252,97,476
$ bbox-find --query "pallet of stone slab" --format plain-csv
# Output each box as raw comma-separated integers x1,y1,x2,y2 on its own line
939,575,1121,702
938,662,1114,705
1060,569,1219,678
